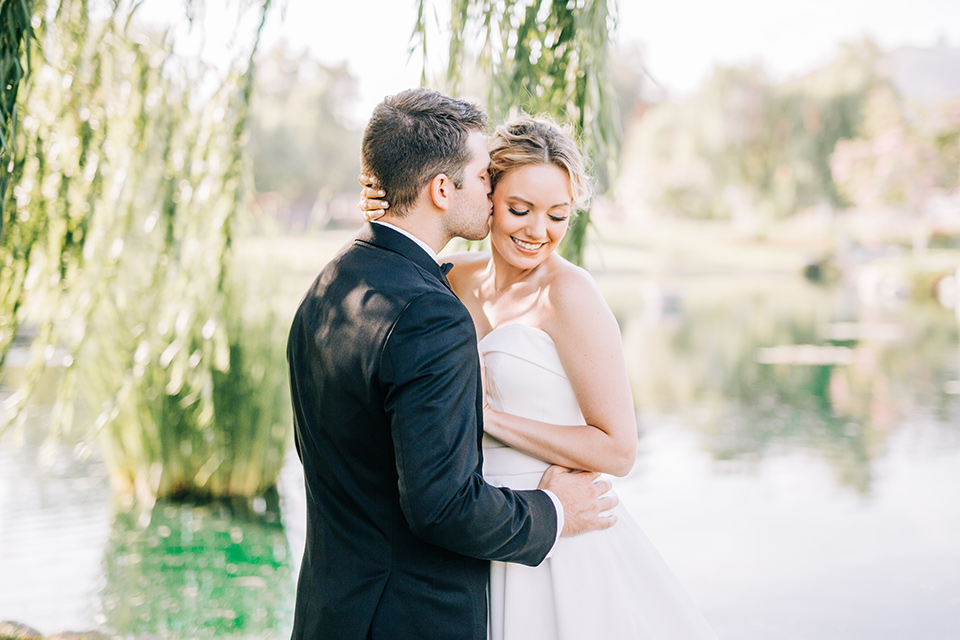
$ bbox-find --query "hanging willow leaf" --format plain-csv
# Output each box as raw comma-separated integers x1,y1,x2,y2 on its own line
414,0,622,264
0,0,288,500
0,0,34,374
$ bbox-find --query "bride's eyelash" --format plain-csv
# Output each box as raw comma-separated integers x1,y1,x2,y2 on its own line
508,207,567,222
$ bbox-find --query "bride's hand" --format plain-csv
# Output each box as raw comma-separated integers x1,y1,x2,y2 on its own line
480,352,501,437
479,351,489,411
358,174,389,221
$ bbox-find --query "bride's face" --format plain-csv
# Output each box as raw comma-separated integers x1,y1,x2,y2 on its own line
489,163,572,270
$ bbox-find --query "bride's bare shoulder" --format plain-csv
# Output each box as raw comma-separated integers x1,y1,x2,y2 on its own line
444,251,489,293
445,251,489,268
544,255,600,298
541,257,612,330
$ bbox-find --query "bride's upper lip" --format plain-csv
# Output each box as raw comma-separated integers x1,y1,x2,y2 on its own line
511,236,546,247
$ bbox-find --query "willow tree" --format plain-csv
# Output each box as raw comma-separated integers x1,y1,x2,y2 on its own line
412,0,621,264
1,0,288,500
0,0,35,368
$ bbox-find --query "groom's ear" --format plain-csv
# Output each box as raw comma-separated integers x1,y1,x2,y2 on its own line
428,173,453,211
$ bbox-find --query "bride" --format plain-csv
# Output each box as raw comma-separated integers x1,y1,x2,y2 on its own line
361,115,717,639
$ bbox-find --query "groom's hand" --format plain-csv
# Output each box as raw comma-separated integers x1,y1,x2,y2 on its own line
538,465,618,537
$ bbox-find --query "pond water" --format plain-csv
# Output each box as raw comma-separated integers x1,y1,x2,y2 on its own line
1,276,959,639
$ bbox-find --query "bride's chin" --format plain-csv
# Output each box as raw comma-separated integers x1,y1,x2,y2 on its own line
504,250,550,270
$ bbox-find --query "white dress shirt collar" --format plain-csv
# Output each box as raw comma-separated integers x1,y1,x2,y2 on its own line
371,220,439,263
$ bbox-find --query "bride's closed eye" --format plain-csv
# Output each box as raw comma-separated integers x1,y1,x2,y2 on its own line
508,207,529,216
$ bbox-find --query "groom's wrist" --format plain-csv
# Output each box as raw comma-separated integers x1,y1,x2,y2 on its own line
539,489,564,556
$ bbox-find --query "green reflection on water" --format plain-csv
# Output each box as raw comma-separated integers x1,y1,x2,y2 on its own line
100,491,295,638
619,279,960,493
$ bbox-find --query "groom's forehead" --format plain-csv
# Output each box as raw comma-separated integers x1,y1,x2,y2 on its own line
466,130,491,165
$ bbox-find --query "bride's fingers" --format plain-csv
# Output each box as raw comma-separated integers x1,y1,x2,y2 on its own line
358,186,389,217
358,173,378,188
358,198,388,211
362,198,389,211
357,183,389,220
479,353,488,401
361,185,386,201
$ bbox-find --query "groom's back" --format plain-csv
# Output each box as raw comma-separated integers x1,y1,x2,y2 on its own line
287,232,489,639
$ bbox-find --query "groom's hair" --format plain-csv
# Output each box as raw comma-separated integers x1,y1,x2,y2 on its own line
362,88,487,217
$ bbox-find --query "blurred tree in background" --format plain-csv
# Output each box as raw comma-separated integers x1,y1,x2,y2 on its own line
250,44,361,230
831,85,960,214
620,38,960,229
622,43,880,223
413,0,625,264
0,0,289,500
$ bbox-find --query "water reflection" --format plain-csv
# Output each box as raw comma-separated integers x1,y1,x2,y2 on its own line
99,493,294,637
0,405,112,632
621,279,960,493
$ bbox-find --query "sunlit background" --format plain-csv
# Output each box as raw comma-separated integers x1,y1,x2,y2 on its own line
1,1,959,638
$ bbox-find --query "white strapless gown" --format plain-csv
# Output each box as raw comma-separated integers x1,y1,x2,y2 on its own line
480,324,718,640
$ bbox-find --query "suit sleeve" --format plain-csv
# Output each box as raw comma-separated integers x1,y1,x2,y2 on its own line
380,291,557,566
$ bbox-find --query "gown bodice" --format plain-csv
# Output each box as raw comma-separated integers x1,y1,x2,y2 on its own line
479,324,580,486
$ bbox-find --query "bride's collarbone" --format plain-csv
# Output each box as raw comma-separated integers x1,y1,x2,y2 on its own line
464,283,553,336
479,291,542,319
479,309,550,336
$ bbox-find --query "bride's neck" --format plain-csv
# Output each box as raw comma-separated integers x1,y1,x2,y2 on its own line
487,253,535,293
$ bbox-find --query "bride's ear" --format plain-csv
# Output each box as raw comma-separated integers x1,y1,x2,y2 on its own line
428,173,453,211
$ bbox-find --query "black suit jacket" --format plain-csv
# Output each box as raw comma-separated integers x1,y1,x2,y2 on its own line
287,223,557,640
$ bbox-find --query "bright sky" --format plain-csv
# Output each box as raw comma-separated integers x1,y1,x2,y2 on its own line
246,1,959,120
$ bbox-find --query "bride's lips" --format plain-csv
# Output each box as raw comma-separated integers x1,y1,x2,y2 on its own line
511,236,545,253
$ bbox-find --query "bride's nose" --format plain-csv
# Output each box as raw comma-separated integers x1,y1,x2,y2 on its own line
525,212,547,239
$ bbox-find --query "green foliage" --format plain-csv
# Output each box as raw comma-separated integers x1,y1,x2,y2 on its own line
0,0,32,161
0,0,34,366
414,0,622,264
830,86,960,212
622,38,960,224
622,278,960,492
1,0,288,499
621,42,889,223
625,65,870,222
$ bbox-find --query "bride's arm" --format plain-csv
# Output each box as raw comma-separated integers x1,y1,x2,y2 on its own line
482,267,638,477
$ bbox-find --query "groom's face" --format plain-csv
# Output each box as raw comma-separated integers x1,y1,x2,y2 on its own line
446,130,494,242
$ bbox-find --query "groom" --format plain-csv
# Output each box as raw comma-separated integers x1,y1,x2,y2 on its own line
287,88,616,639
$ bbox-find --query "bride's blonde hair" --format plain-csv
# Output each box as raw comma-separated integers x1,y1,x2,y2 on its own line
487,114,593,211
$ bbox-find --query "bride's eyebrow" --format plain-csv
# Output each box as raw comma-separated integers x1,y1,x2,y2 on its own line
508,196,570,209
507,196,535,208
